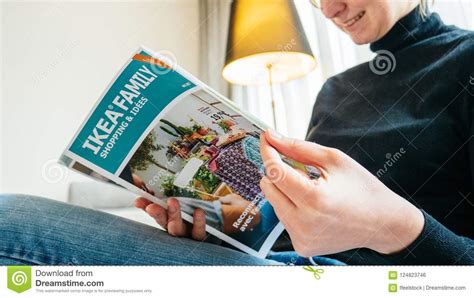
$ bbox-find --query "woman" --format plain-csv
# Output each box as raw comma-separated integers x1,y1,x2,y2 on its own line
137,0,474,265
1,0,472,265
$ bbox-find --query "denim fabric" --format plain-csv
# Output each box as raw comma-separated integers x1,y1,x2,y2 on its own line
0,194,344,266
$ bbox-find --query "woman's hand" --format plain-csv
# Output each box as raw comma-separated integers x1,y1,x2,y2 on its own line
135,197,206,241
259,130,425,257
136,194,261,238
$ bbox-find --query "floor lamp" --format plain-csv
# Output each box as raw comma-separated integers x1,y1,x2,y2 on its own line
222,0,316,131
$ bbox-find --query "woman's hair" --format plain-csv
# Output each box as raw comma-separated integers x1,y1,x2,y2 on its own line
419,0,434,18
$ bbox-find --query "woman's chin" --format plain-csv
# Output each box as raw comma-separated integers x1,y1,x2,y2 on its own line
347,30,379,45
348,33,371,45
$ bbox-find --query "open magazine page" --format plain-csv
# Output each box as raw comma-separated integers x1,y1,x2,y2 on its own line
61,46,317,257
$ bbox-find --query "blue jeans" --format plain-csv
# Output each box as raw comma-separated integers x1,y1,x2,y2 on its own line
0,194,345,266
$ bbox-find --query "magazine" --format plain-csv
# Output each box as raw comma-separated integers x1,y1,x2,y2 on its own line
60,46,318,258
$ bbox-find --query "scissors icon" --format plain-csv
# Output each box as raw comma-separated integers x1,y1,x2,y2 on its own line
469,76,474,86
303,266,325,280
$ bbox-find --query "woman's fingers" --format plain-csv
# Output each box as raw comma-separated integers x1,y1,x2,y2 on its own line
135,197,152,210
138,197,206,240
166,198,188,237
145,203,168,228
259,177,295,222
260,134,314,205
263,129,335,170
137,197,168,228
191,208,207,241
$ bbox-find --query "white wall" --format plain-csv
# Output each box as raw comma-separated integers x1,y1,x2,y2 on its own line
1,0,200,201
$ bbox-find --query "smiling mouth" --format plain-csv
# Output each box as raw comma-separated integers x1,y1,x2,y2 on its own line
343,11,365,28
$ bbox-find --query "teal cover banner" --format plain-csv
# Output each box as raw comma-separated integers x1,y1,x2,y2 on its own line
69,52,196,174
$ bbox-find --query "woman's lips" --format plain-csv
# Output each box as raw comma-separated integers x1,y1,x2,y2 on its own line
341,11,366,29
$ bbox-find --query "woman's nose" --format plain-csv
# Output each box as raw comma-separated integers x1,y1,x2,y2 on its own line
320,0,347,19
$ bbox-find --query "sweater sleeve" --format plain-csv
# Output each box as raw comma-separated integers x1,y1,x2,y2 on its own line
378,210,474,265
327,210,474,265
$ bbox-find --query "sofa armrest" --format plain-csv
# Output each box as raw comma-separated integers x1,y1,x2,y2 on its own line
68,181,136,209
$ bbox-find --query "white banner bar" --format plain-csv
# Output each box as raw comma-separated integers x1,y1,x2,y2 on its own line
0,266,472,297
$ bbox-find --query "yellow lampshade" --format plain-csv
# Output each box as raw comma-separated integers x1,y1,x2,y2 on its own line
223,0,316,86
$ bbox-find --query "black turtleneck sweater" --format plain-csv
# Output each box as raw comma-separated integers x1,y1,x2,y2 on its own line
302,7,474,265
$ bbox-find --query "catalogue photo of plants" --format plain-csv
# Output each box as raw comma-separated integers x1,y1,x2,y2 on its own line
117,88,284,248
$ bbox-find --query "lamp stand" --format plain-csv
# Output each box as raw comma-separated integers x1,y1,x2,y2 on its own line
266,63,278,130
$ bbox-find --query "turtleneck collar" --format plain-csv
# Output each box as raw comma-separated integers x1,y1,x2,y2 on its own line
370,6,444,53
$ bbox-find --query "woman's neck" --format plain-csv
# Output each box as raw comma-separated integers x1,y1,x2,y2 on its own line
370,5,442,53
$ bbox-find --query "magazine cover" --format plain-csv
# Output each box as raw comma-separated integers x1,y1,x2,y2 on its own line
60,46,319,258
